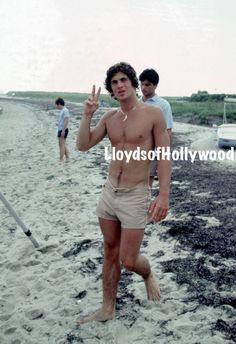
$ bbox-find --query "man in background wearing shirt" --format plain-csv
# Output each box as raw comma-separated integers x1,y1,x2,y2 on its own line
139,69,173,186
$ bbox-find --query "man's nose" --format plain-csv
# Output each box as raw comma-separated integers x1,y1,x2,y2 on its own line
117,80,123,87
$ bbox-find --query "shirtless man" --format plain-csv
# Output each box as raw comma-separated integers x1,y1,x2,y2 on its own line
76,62,171,324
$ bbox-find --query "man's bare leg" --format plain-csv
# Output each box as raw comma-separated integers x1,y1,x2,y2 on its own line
59,138,65,161
120,229,160,301
77,219,121,324
65,143,69,161
132,255,160,301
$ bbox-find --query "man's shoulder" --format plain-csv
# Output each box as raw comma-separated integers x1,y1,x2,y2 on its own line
62,107,70,115
100,108,118,122
142,103,163,117
105,108,118,116
153,96,170,107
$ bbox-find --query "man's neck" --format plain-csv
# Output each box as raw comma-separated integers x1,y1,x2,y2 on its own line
143,93,156,102
120,94,139,112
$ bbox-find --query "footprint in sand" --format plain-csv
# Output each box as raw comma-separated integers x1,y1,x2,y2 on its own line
4,327,17,335
0,298,15,321
6,262,22,272
37,243,58,254
32,280,47,292
23,260,41,267
49,267,67,279
0,312,14,321
8,339,21,344
25,308,44,320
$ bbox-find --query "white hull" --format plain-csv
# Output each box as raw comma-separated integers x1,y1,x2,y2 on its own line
217,124,236,148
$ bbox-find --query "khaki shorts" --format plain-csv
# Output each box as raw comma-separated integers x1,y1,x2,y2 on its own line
96,179,151,229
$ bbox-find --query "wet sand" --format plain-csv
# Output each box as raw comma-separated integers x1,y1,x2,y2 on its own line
0,98,235,344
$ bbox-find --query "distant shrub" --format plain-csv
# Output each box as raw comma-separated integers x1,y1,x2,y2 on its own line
190,90,227,102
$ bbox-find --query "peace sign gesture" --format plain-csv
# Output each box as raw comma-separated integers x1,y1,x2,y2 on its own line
84,85,101,116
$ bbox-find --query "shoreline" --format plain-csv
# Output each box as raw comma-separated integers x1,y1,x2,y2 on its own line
1,95,235,129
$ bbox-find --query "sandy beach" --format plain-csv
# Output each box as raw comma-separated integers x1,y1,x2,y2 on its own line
0,98,235,344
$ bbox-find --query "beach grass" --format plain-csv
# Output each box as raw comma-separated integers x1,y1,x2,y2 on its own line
6,91,236,121
168,100,236,120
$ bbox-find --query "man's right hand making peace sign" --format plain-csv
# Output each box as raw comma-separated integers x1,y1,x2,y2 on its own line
84,85,101,116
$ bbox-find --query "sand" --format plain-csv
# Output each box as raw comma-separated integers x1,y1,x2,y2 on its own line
0,99,235,344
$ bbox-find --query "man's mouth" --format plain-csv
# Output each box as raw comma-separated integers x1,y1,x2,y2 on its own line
118,90,125,96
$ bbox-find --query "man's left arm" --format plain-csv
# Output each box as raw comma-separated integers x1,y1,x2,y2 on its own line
165,101,173,145
167,128,172,145
63,117,69,129
62,111,69,136
149,109,171,222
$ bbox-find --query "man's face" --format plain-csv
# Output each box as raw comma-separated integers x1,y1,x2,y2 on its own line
56,104,62,109
111,72,134,100
140,80,156,99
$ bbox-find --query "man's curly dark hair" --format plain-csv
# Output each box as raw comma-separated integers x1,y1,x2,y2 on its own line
105,62,139,97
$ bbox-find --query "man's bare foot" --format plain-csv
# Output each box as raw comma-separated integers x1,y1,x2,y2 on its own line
76,308,115,325
144,271,161,301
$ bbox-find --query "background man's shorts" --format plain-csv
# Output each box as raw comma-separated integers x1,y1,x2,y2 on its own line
57,128,69,138
96,178,151,229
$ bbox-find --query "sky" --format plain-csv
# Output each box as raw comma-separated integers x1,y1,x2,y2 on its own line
0,0,235,96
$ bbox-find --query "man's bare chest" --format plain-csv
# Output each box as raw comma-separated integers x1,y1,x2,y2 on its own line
106,116,153,145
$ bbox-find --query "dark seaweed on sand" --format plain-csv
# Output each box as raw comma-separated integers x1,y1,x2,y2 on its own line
160,136,236,342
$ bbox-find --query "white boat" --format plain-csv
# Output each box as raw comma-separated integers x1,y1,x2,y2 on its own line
217,123,236,148
217,97,236,148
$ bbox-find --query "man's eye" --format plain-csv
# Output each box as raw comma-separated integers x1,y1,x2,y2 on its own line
111,80,118,85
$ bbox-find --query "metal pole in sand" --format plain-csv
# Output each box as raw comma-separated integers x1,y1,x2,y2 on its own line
0,192,39,248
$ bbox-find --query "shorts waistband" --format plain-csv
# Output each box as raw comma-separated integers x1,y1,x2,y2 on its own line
105,178,150,193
